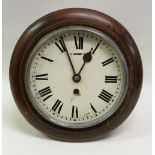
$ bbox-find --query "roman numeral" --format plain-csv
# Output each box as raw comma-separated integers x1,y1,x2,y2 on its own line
71,106,78,118
102,58,114,66
55,36,66,53
90,103,97,113
73,53,82,55
98,89,113,103
36,74,48,80
41,56,53,62
105,76,118,83
38,86,52,101
51,99,63,114
74,36,83,49
92,43,100,54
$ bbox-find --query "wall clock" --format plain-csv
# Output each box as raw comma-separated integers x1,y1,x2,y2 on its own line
9,8,143,141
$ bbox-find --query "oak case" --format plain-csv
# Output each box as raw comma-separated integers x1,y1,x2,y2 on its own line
9,8,143,141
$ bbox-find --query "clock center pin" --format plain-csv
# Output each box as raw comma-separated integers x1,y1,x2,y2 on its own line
72,74,81,83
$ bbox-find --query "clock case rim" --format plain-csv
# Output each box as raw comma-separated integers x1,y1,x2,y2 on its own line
9,8,143,141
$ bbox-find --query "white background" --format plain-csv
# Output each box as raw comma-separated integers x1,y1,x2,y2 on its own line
2,0,152,155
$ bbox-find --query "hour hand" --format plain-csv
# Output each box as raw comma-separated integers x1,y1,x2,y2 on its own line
78,48,93,75
83,48,93,62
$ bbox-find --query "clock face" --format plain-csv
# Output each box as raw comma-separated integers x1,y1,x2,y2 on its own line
25,26,128,128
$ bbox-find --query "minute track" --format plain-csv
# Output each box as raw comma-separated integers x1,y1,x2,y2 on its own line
25,26,126,129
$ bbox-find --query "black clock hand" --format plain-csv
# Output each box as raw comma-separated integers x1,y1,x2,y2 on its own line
60,36,76,75
78,48,93,75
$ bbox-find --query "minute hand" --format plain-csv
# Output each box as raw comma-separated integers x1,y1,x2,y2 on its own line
61,36,76,75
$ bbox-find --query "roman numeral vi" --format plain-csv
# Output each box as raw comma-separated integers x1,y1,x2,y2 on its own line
71,106,78,118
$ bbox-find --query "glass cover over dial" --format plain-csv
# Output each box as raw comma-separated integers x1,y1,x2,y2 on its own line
25,26,128,128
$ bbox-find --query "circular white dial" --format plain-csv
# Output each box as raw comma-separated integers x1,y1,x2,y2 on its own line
25,26,128,128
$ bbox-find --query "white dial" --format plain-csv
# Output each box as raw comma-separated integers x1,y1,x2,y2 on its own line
25,26,128,128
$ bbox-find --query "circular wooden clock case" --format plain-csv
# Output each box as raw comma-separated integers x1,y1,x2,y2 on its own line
9,8,143,141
